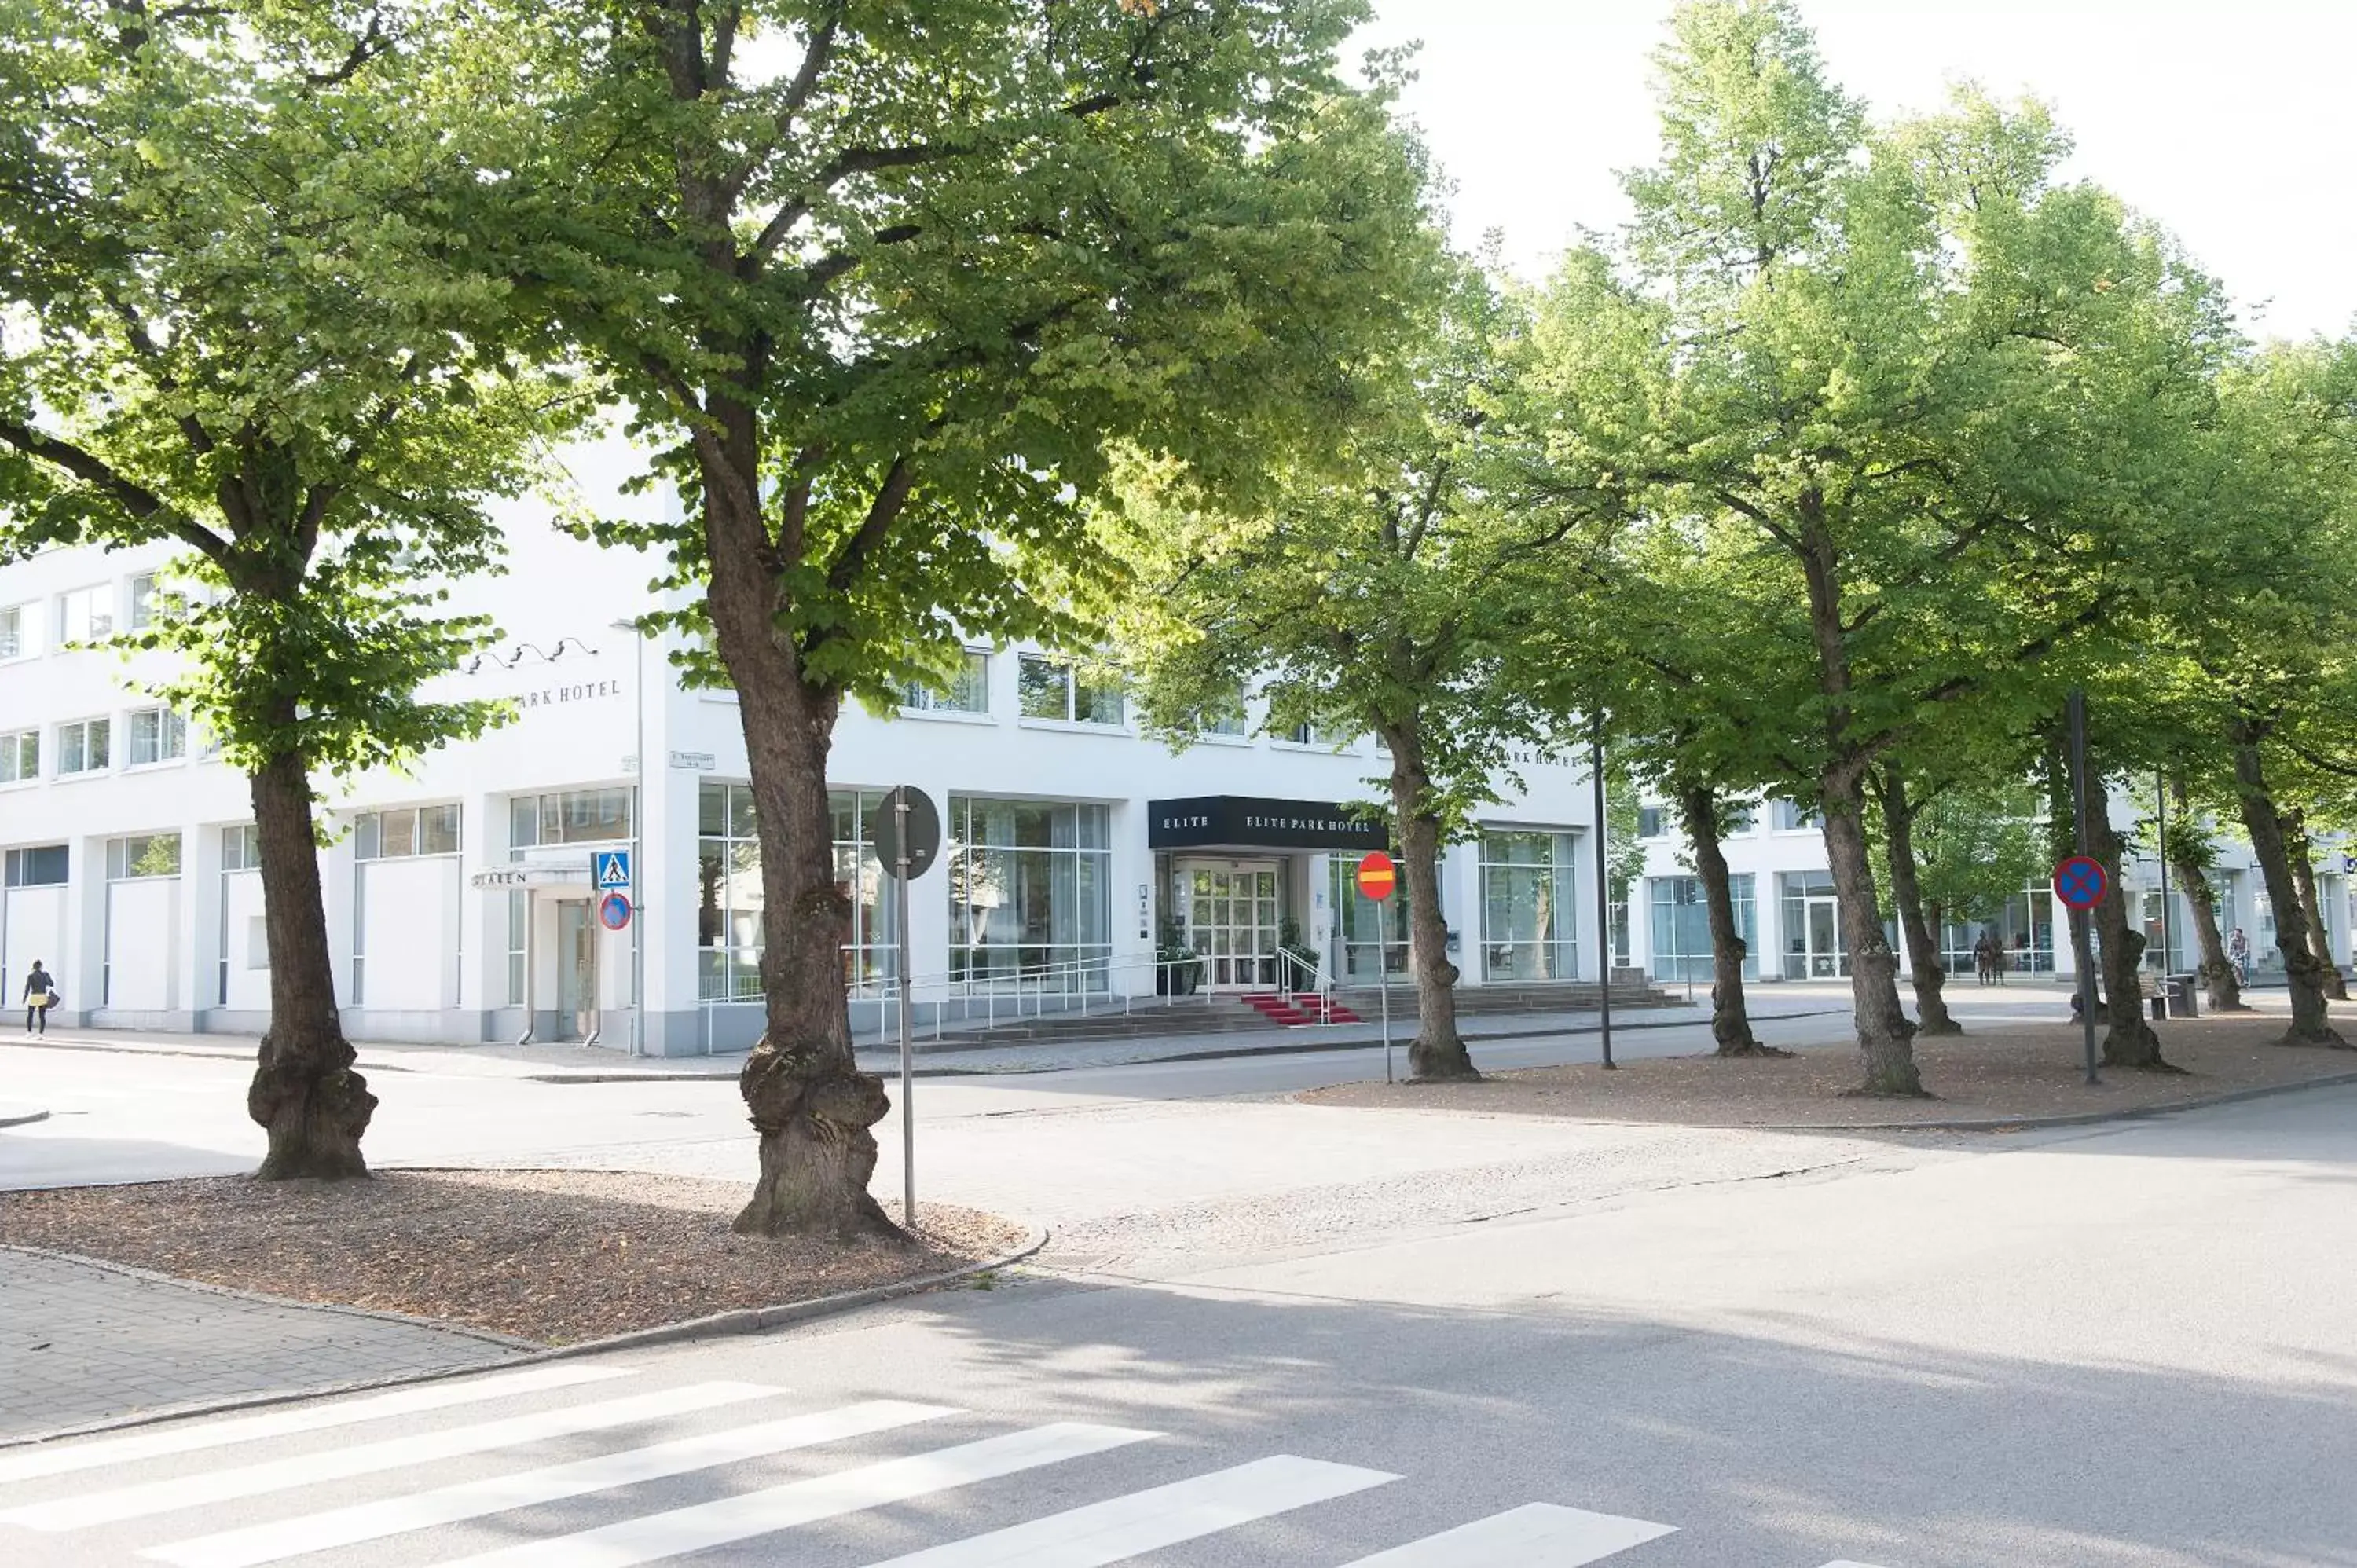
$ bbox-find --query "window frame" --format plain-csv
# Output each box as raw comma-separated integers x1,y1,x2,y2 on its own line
1014,653,1125,729
56,716,111,777
57,584,115,646
125,706,187,768
900,647,993,719
0,726,37,784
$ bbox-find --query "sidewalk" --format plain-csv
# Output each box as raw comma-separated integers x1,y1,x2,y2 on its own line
5,992,1863,1082
0,1246,525,1442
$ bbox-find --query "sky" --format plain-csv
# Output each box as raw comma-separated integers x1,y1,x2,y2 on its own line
1351,0,2357,343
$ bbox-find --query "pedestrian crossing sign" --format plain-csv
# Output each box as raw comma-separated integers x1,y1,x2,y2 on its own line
592,850,632,891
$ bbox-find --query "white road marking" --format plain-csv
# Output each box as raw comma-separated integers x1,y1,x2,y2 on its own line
0,1381,777,1532
141,1400,956,1568
1340,1501,1679,1565
423,1422,1160,1568
0,1364,630,1486
1817,1562,1899,1566
855,1454,1398,1566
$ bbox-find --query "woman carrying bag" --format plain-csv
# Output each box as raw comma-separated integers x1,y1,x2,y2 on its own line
22,960,55,1036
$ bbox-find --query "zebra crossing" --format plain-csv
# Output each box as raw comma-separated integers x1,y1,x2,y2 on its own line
0,1366,1901,1566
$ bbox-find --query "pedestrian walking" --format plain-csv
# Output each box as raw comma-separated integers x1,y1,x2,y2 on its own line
21,959,55,1036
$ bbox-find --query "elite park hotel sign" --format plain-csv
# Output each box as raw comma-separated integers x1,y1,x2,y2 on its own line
1146,796,1389,852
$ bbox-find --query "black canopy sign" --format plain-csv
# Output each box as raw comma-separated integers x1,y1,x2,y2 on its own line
1147,796,1389,852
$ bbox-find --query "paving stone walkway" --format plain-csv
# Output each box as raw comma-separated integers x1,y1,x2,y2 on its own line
0,1247,526,1441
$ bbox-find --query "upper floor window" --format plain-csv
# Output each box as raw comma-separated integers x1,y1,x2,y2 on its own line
1017,654,1124,727
106,831,181,880
57,585,113,644
356,804,462,859
3,844,67,886
0,727,36,784
902,649,991,715
57,717,109,775
222,824,262,870
1200,694,1250,738
0,603,28,660
1772,797,1821,831
1637,803,1668,839
128,573,161,630
126,707,187,767
1283,723,1347,749
510,788,632,848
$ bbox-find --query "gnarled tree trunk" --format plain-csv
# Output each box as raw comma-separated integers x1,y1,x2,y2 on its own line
2285,813,2348,1002
2231,732,2345,1048
2089,796,2170,1069
1872,765,1959,1037
2167,779,2245,1012
1820,770,1922,1095
1679,782,1780,1057
702,409,899,1240
1387,724,1474,1080
246,742,376,1179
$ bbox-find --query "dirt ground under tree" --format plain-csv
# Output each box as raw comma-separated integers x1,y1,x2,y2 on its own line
0,1169,1028,1345
1299,1017,2357,1127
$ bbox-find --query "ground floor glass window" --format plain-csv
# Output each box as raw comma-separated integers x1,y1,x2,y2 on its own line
947,797,1110,991
1651,874,1756,985
1479,830,1578,981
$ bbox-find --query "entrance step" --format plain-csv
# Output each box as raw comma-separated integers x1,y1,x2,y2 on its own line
1237,993,1365,1027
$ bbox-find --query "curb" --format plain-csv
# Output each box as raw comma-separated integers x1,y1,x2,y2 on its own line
0,1222,1047,1450
525,1008,1854,1084
0,1107,50,1129
1770,1066,2357,1134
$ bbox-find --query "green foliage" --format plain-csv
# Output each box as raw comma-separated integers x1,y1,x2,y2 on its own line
457,0,1437,716
0,0,577,780
1908,784,2047,924
1109,255,1589,835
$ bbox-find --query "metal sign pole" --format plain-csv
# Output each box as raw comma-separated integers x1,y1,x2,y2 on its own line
895,795,916,1232
1378,895,1393,1085
2069,689,2099,1086
2156,769,2172,989
1592,725,1615,1070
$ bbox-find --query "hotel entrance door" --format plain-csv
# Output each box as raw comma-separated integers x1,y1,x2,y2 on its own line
1180,861,1282,990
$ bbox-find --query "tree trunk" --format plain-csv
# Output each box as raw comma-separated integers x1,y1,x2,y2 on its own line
1872,766,1959,1037
1384,724,1474,1080
245,744,376,1179
1794,499,1922,1097
2285,814,2348,1001
2167,779,2245,1012
2231,735,2345,1047
2089,793,2171,1069
1679,782,1781,1057
1820,770,1923,1095
701,413,900,1240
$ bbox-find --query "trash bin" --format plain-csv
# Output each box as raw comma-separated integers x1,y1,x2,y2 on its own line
2164,973,2198,1020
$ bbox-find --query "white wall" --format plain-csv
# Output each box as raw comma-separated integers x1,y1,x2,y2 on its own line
2,885,66,1009
103,876,180,1013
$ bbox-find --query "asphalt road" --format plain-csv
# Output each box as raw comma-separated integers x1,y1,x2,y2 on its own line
4,1079,2350,1566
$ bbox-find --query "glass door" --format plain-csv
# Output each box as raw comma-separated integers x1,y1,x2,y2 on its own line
1805,896,1841,978
556,899,597,1040
1184,862,1281,990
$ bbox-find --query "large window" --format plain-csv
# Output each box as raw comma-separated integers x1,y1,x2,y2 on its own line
57,717,109,775
1651,874,1758,984
107,832,181,880
902,649,991,715
947,796,1110,990
1016,654,1124,727
126,707,186,767
0,727,36,783
509,788,632,847
57,585,113,643
1479,829,1580,981
356,804,461,859
5,845,67,886
696,782,901,1002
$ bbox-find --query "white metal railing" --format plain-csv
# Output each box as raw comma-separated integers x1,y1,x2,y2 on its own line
849,945,1342,1046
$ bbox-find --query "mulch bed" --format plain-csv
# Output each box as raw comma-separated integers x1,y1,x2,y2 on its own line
1299,1016,2357,1128
0,1169,1028,1346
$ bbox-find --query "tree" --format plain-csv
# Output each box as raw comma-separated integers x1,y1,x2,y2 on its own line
1527,5,2218,1094
1110,262,1611,1082
0,0,567,1177
470,0,1439,1229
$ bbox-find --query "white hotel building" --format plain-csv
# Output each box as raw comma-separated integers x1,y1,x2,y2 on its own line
0,439,1616,1056
5,434,2341,1054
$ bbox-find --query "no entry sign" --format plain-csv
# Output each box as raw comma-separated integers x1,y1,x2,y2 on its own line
1355,850,1397,902
2053,855,2108,910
